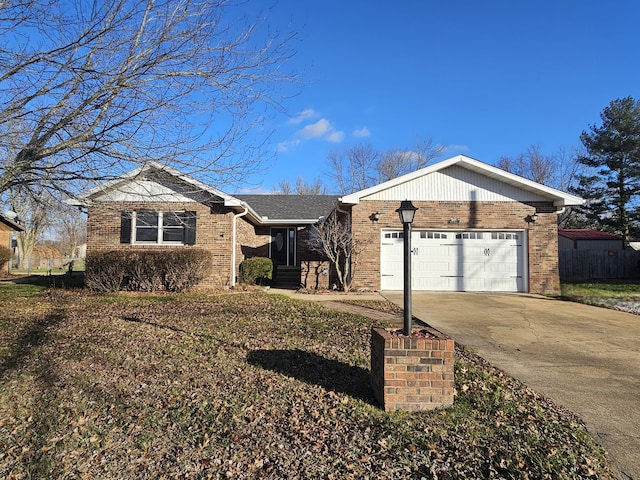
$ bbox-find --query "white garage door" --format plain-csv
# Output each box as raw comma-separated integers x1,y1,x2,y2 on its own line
380,230,525,292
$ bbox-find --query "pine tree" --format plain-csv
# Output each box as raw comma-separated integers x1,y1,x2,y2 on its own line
573,97,640,242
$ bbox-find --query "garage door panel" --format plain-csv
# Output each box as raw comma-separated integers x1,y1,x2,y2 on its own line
381,230,525,292
461,277,486,291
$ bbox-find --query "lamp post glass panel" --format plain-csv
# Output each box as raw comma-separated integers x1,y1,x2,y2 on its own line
396,200,418,336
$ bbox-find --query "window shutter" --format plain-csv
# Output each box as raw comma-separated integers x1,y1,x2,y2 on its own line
183,211,197,245
120,212,132,243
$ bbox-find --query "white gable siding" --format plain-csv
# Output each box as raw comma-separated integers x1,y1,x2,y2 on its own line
361,166,549,202
92,180,196,203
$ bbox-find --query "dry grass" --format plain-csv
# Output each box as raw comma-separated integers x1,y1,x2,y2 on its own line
0,285,614,479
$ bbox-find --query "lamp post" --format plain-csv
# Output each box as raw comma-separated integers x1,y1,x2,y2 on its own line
396,200,418,336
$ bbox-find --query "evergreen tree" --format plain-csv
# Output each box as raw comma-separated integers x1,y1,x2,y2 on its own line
573,97,640,242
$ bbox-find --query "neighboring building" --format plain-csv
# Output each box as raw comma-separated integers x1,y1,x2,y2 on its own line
75,155,584,294
0,213,23,274
0,213,23,250
558,229,625,251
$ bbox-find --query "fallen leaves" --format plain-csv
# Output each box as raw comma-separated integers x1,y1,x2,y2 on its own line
0,290,616,479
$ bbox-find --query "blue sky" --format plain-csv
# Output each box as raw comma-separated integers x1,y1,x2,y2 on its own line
240,1,640,193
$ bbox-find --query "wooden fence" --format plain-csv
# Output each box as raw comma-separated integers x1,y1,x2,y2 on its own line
559,249,640,281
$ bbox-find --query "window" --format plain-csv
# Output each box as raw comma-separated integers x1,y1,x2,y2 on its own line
455,232,484,240
491,232,519,240
384,232,404,239
120,211,196,245
422,232,448,239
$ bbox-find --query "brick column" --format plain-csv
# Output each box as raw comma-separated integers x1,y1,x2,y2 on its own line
371,326,455,412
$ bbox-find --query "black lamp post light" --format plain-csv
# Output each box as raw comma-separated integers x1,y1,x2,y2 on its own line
396,200,418,336
370,199,455,411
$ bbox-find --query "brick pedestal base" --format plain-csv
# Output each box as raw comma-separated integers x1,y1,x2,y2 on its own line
370,326,455,412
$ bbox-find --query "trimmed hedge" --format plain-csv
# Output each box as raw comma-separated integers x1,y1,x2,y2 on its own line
0,246,11,271
85,249,213,293
239,257,276,285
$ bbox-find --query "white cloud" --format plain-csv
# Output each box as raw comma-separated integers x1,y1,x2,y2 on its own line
277,139,301,152
352,127,371,138
327,130,345,143
238,186,273,194
445,144,469,152
288,108,318,125
298,118,333,140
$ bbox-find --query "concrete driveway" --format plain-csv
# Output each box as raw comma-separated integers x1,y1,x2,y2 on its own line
383,291,640,480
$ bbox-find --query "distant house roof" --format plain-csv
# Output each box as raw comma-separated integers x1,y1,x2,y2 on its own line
0,213,23,232
558,229,623,241
236,195,339,222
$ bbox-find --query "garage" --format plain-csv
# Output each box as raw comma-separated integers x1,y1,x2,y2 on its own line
380,230,525,292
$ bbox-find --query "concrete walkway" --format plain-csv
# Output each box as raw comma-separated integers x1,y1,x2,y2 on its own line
383,291,640,480
267,288,403,324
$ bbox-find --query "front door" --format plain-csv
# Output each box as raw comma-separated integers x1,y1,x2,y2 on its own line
271,228,296,267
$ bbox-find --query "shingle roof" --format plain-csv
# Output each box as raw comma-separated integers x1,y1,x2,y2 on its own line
558,229,623,241
235,195,339,221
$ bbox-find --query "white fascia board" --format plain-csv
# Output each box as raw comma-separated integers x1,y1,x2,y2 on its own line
340,154,584,207
456,156,585,206
261,218,322,225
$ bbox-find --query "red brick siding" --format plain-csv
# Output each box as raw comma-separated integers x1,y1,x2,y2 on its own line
86,202,244,288
235,220,271,283
350,200,560,295
371,327,455,412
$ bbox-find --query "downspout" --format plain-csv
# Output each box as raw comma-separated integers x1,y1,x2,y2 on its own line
230,203,248,288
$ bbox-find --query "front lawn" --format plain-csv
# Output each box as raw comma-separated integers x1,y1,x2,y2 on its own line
0,288,614,479
562,281,640,314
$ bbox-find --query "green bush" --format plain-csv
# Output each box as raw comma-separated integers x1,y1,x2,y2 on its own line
239,257,276,285
0,246,12,271
85,249,213,293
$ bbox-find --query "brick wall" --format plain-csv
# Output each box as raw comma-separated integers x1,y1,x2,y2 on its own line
350,200,560,294
370,326,455,412
86,201,250,288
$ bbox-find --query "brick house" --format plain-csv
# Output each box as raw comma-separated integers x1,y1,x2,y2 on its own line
0,213,23,251
76,163,339,289
77,155,583,294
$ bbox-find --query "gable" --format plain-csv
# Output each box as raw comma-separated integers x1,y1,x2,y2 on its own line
358,165,550,202
340,155,584,207
91,179,201,203
75,163,231,207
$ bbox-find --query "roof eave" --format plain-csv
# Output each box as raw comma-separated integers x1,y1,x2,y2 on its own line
0,216,24,231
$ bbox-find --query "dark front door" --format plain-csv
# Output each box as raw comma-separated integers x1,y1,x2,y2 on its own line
271,228,295,266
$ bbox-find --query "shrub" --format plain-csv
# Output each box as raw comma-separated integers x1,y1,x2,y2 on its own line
163,249,213,292
239,257,276,285
0,246,12,271
85,249,213,292
85,251,129,292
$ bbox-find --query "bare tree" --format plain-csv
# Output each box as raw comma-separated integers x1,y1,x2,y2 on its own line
327,138,443,194
276,176,327,195
51,204,87,257
306,213,368,292
8,185,55,270
327,144,379,195
497,145,558,186
376,138,445,182
0,0,295,196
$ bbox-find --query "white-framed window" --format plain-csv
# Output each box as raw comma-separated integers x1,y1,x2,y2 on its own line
455,232,484,240
491,232,519,240
120,210,196,245
422,232,448,239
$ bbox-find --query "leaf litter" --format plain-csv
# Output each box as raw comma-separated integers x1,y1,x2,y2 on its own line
0,290,614,479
